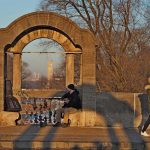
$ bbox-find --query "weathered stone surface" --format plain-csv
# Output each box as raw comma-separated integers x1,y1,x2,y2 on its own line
69,111,83,126
66,54,74,85
0,111,19,126
95,92,145,128
0,11,97,127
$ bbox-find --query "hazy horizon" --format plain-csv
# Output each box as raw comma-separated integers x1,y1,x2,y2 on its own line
22,38,65,77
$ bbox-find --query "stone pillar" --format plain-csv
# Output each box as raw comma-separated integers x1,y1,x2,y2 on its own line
81,45,96,127
0,50,4,111
13,53,21,99
66,53,74,86
79,54,82,85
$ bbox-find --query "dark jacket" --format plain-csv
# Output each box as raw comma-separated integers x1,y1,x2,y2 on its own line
138,93,150,114
62,89,82,109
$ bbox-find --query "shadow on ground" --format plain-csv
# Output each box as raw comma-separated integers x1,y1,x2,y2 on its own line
13,84,148,150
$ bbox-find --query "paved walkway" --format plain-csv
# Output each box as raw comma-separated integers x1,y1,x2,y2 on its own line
0,126,150,150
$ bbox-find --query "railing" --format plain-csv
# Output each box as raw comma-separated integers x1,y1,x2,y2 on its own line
17,91,64,126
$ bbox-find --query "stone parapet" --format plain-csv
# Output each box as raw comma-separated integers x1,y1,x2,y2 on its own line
95,92,143,128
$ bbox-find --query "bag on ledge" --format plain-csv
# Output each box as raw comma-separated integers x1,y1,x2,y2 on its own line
4,96,22,112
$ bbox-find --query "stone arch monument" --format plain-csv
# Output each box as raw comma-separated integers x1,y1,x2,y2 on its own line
0,11,96,126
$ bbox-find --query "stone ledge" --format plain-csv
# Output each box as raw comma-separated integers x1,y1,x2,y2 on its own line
0,111,19,126
0,140,148,150
0,126,149,150
69,111,83,127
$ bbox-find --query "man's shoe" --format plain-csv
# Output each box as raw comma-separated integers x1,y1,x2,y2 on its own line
141,131,150,137
61,123,70,128
52,122,61,127
68,119,71,126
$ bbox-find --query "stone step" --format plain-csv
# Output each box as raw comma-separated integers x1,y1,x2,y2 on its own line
0,126,149,150
0,142,147,150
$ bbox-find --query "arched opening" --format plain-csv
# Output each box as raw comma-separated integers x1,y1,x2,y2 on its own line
5,35,83,125
21,38,66,90
5,28,82,98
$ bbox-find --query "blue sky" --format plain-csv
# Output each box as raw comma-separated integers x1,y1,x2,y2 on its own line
0,0,41,28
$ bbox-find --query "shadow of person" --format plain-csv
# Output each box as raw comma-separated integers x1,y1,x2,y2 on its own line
13,125,41,150
71,141,114,150
96,92,136,127
96,92,146,150
13,84,147,150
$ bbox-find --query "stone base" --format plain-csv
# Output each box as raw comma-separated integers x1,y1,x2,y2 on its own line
69,111,96,127
69,111,85,127
0,111,19,126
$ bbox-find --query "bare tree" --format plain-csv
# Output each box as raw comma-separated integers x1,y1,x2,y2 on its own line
21,62,32,81
39,0,149,92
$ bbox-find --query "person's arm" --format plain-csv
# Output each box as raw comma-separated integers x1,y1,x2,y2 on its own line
61,92,70,99
67,93,80,108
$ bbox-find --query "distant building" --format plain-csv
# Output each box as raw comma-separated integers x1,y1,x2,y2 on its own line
32,72,40,81
47,61,53,81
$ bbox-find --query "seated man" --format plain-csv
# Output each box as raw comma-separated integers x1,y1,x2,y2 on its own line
53,84,82,127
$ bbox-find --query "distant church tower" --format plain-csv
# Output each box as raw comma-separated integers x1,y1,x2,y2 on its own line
47,61,53,81
32,72,40,81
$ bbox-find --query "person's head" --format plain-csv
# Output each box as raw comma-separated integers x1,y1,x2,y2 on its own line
145,85,150,94
67,84,75,93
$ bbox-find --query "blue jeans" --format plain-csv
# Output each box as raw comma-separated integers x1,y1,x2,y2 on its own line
142,115,150,132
